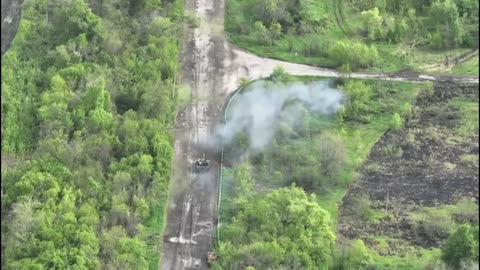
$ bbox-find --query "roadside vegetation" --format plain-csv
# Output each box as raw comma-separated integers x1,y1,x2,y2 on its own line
1,0,182,269
451,56,480,75
214,70,479,269
225,0,479,73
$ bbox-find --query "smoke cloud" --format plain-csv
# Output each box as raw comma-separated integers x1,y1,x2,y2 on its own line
212,80,344,152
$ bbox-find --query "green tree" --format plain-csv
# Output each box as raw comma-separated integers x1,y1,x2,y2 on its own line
215,186,335,269
361,7,384,40
429,0,464,48
442,225,479,268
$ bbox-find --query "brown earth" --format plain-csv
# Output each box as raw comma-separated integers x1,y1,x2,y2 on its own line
338,82,479,253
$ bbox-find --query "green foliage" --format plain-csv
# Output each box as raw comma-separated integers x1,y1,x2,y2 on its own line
451,57,479,75
442,224,479,268
253,21,273,46
409,205,458,241
215,186,335,269
340,80,373,119
219,78,425,269
332,240,374,270
330,41,379,69
448,97,479,135
429,0,464,49
361,7,384,41
1,0,181,268
390,113,404,130
270,65,290,84
226,0,478,73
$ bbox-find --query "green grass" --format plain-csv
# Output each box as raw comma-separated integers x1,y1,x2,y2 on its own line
370,248,442,270
451,56,480,75
448,96,479,135
175,83,192,107
143,180,170,270
226,33,339,68
225,0,477,74
219,76,426,230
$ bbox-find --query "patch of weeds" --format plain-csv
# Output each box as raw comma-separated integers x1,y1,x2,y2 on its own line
443,162,456,171
406,131,416,145
451,56,479,75
445,136,463,145
460,154,479,167
409,205,458,242
383,145,403,157
365,162,382,172
448,97,479,136
452,198,479,224
425,127,441,142
176,84,192,107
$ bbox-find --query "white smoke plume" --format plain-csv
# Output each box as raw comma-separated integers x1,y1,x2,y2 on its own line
213,80,344,151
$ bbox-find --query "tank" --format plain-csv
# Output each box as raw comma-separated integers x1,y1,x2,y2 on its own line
194,154,210,172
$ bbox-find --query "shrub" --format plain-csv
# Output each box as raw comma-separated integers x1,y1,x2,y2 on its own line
340,80,373,119
270,66,290,83
442,224,479,269
453,198,479,224
329,41,379,69
390,113,403,130
252,21,273,46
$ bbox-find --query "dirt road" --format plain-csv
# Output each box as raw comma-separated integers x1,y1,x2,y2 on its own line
1,0,23,56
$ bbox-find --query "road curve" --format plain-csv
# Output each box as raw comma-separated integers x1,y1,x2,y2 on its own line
160,0,478,269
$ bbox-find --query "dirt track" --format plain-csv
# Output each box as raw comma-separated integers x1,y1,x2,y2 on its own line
1,0,23,56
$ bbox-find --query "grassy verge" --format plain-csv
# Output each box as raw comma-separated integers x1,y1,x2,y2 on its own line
451,57,480,75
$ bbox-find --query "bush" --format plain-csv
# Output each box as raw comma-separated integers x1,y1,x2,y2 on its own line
332,240,374,270
252,21,273,46
390,113,403,130
329,41,379,69
442,224,479,269
340,80,373,119
270,66,290,83
453,198,479,224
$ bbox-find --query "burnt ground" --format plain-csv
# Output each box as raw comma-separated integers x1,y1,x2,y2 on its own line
1,0,24,56
338,82,479,254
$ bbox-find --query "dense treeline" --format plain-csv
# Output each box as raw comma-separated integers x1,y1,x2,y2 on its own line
226,0,479,71
1,0,182,268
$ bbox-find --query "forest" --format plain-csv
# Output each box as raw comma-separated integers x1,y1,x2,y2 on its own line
1,0,182,269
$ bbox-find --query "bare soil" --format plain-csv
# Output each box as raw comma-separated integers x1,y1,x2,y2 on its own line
338,82,479,253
